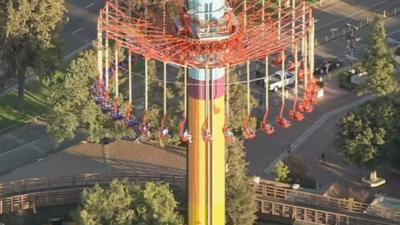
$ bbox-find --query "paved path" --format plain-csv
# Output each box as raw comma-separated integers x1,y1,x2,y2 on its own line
263,94,375,175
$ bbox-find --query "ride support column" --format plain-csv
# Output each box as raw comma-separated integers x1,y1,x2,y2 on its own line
188,67,225,225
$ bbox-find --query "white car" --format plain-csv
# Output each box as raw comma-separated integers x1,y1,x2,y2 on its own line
268,70,296,92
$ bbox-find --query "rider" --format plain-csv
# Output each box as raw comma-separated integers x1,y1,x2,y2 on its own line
161,127,169,137
183,129,192,143
202,129,213,141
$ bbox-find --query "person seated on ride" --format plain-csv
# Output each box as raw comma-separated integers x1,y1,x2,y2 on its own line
202,130,212,141
262,122,272,131
182,129,192,143
161,127,169,137
139,122,150,137
243,126,256,138
224,128,234,138
111,105,123,120
124,116,139,128
100,98,112,112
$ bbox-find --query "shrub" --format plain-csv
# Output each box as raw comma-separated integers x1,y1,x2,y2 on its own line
339,71,356,91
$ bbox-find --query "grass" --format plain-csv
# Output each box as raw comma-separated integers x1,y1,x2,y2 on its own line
0,79,52,132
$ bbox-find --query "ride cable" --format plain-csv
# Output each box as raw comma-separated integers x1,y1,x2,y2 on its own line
179,65,192,143
124,51,138,128
276,50,291,128
242,61,256,139
160,62,169,141
289,43,304,122
139,58,150,135
202,66,212,142
223,65,234,142
261,56,275,135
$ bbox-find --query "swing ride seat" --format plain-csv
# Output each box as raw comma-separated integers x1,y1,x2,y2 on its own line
298,100,313,113
100,101,112,113
124,117,138,128
159,128,169,141
223,127,234,142
139,123,150,136
180,130,192,143
179,118,191,143
202,130,213,142
261,122,275,134
276,116,291,128
289,110,304,122
112,110,124,120
242,126,256,139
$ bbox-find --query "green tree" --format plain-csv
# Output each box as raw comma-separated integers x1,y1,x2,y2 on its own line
0,0,66,105
48,50,135,143
226,139,257,225
272,160,290,183
337,96,400,178
77,179,183,225
228,69,257,134
145,62,185,147
360,16,398,96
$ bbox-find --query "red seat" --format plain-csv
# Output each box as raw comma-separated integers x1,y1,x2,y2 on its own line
261,122,275,134
276,116,291,128
289,110,304,122
242,128,256,139
223,126,234,143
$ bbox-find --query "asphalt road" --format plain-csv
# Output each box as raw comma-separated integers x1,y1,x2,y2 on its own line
63,0,105,55
0,0,106,176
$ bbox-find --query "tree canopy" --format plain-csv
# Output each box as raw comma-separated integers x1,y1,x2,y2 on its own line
226,139,257,225
47,50,135,143
77,180,183,225
336,95,400,169
360,16,398,96
272,160,290,183
145,62,185,147
0,0,66,104
228,69,258,134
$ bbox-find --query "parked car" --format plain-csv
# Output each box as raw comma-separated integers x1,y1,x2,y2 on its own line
314,59,343,76
268,70,295,92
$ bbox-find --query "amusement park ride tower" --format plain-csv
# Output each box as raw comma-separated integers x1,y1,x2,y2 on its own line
96,0,316,224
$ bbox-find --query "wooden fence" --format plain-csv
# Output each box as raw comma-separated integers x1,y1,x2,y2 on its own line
0,173,399,224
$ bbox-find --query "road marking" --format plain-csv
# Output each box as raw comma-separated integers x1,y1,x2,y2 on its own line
388,37,400,45
263,94,375,175
85,2,95,9
64,41,93,61
72,27,83,35
389,29,400,36
0,137,47,158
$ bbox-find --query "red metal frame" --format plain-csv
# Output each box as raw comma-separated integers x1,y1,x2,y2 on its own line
99,0,313,69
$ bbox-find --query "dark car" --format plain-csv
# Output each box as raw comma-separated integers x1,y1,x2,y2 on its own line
314,59,343,76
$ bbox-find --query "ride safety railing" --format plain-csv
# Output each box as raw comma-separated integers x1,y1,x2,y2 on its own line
0,172,186,198
254,179,400,222
0,172,399,224
257,198,398,225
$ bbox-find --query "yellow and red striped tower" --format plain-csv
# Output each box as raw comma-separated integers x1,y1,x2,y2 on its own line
187,1,227,224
